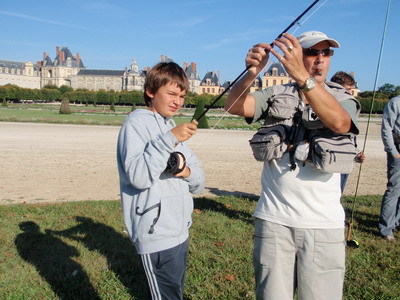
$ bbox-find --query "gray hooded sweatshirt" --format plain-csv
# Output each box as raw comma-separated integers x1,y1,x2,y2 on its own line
117,109,205,254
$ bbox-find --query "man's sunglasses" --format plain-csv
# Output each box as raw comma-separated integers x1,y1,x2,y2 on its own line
303,48,334,57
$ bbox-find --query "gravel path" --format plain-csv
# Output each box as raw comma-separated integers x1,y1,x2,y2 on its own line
0,120,386,205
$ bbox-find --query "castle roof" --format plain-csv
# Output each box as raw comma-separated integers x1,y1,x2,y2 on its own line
48,47,85,68
77,69,124,76
265,62,288,77
0,59,39,71
200,71,219,86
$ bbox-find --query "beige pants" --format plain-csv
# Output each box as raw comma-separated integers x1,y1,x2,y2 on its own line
253,219,345,300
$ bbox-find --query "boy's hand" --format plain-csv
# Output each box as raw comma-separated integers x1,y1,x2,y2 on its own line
171,122,198,143
174,166,191,178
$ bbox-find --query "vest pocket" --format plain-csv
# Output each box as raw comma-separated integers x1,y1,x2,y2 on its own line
249,124,290,161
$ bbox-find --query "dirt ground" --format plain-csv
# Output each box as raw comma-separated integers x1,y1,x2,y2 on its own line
0,119,387,205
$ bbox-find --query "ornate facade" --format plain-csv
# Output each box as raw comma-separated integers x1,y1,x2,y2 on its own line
199,71,224,95
0,48,359,96
0,60,41,89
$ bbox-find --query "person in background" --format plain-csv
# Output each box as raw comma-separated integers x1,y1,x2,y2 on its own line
380,94,400,242
117,61,205,299
224,31,360,300
331,71,356,95
330,71,365,193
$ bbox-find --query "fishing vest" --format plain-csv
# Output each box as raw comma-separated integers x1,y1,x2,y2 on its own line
249,82,361,174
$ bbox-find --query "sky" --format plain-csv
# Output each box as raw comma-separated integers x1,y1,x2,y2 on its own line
0,0,399,92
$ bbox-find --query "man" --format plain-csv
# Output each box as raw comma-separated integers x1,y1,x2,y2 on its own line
331,71,356,95
330,71,365,193
380,95,400,242
225,31,360,299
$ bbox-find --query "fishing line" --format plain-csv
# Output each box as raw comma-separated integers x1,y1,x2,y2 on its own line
209,0,328,130
192,0,322,124
346,0,392,247
211,0,329,130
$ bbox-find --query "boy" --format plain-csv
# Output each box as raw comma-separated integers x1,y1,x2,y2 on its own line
117,61,205,299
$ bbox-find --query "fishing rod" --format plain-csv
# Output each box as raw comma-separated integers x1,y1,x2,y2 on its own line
346,0,392,248
192,0,321,122
210,0,328,130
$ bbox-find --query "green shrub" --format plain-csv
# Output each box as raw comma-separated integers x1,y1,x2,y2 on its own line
192,99,209,129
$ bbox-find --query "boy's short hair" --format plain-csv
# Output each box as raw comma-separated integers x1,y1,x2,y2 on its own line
330,71,355,87
144,62,190,107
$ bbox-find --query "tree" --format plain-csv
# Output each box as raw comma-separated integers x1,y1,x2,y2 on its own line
192,98,209,129
96,90,109,106
0,87,7,107
378,83,396,94
59,85,73,95
43,84,58,90
109,90,116,112
59,97,71,114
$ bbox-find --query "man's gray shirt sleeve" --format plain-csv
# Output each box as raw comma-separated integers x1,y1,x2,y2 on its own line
381,96,400,157
246,87,274,123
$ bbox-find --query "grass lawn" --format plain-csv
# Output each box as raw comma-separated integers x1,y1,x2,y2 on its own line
1,195,399,299
0,102,259,130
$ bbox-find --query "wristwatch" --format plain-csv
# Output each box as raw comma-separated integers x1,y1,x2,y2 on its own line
299,77,316,92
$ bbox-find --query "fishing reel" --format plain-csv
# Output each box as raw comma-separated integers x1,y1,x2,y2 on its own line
165,152,186,175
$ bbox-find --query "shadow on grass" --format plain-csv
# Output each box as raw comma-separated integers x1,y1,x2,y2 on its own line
16,217,148,299
194,197,256,224
15,221,101,299
344,208,380,237
205,186,259,200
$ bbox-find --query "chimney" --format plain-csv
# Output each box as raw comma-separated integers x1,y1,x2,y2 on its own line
43,52,47,59
56,46,60,55
75,53,80,66
183,62,188,70
351,71,355,78
59,51,65,64
37,61,43,68
161,55,165,62
218,71,220,84
191,62,196,71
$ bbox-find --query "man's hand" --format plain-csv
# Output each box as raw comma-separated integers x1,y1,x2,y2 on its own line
270,33,309,83
170,121,197,143
246,43,271,77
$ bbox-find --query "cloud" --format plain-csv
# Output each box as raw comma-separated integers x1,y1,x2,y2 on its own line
0,10,89,30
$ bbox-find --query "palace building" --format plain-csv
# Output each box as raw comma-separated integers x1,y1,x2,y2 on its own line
0,47,359,96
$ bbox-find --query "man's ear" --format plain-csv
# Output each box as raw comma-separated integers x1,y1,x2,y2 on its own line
145,89,154,99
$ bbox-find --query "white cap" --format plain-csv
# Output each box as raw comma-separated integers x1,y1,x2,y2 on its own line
297,31,340,48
